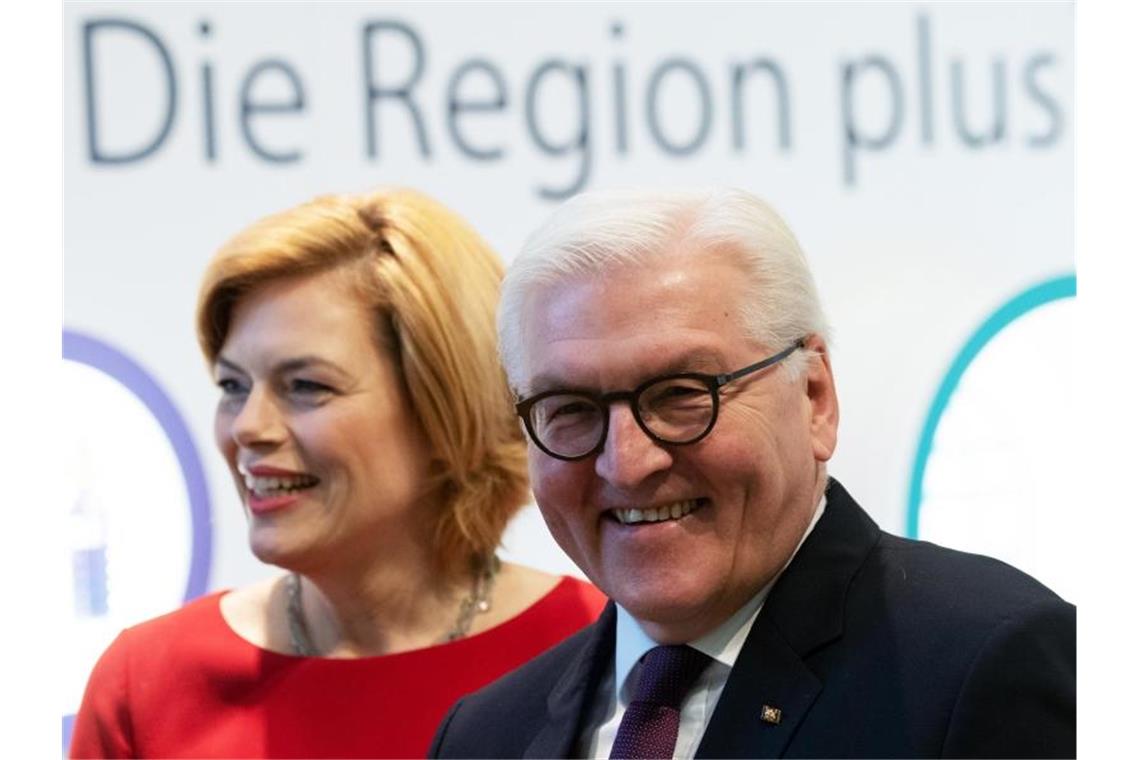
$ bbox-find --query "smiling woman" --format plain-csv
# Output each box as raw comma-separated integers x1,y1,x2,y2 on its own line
68,188,606,759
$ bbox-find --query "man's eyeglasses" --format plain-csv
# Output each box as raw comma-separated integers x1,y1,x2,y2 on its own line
515,339,805,461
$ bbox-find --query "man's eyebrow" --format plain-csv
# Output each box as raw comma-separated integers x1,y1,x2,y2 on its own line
663,352,725,374
521,352,728,396
522,373,577,397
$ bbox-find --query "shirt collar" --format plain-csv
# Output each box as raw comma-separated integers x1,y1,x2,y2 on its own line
613,491,828,698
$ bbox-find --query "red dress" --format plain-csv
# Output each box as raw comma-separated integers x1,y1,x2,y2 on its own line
70,576,606,758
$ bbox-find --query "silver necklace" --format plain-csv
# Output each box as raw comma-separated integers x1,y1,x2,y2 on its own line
285,572,318,656
285,556,501,656
444,555,500,642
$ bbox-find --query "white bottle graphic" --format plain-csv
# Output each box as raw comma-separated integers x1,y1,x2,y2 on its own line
70,441,109,617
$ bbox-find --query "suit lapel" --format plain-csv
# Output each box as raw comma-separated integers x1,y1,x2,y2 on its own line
697,479,881,758
696,614,822,758
525,603,617,758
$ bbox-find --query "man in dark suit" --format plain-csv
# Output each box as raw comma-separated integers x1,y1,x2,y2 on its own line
431,188,1075,758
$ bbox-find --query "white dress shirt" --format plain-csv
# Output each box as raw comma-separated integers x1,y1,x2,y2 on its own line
581,494,827,759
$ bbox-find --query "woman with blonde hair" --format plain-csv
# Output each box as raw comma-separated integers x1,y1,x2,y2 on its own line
70,188,605,758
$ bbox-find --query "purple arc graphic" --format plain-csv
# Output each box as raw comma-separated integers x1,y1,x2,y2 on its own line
63,329,212,602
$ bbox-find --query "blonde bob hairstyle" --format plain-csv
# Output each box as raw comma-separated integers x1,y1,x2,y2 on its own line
197,188,529,578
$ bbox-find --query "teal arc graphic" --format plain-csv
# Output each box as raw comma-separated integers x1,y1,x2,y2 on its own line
906,273,1076,538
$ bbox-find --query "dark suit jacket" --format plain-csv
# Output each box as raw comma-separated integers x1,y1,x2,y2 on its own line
430,479,1075,758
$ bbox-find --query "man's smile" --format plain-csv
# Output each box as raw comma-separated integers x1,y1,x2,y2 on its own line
607,497,709,525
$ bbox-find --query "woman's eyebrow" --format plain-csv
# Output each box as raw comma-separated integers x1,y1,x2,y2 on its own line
274,356,346,375
213,355,350,379
214,355,245,375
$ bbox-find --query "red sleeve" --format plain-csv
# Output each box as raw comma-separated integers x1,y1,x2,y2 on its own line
69,631,136,759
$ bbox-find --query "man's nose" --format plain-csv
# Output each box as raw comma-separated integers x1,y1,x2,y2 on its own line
231,388,286,449
594,403,673,488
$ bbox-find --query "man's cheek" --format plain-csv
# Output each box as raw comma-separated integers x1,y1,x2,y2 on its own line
532,456,581,495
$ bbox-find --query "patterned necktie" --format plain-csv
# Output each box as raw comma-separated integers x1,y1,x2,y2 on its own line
609,645,712,759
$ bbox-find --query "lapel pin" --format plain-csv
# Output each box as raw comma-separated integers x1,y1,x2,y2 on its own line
760,705,783,725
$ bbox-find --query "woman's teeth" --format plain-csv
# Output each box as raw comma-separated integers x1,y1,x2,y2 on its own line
244,474,319,497
612,499,698,525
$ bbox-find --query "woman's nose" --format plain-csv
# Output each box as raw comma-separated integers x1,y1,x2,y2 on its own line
230,388,286,449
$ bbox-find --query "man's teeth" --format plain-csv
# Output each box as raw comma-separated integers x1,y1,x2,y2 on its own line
244,474,318,497
612,499,698,525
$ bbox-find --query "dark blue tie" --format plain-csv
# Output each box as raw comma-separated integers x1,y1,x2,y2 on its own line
609,645,712,759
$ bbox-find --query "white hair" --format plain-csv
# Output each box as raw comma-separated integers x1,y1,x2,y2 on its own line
498,187,830,389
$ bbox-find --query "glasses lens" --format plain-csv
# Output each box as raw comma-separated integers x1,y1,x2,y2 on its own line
637,376,715,443
529,393,605,458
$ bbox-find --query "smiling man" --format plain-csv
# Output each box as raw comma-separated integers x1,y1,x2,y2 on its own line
430,188,1075,759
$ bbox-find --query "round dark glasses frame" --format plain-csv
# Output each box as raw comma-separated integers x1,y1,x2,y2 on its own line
515,339,806,461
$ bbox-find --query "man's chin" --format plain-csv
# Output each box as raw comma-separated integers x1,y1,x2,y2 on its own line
613,588,725,643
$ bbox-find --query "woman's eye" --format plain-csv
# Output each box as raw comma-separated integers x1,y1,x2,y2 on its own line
289,379,333,396
216,378,246,396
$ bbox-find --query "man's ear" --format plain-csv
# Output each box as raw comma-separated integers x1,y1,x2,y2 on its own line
802,335,839,462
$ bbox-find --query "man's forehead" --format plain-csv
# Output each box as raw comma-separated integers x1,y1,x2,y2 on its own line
513,250,753,391
527,259,736,336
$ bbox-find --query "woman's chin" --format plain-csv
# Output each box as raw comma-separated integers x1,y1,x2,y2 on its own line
248,528,306,569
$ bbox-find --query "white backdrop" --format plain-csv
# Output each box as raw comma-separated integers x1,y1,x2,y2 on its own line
62,0,1074,735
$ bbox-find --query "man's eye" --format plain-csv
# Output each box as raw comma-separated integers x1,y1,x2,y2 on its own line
660,385,704,398
550,399,595,419
647,381,710,408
